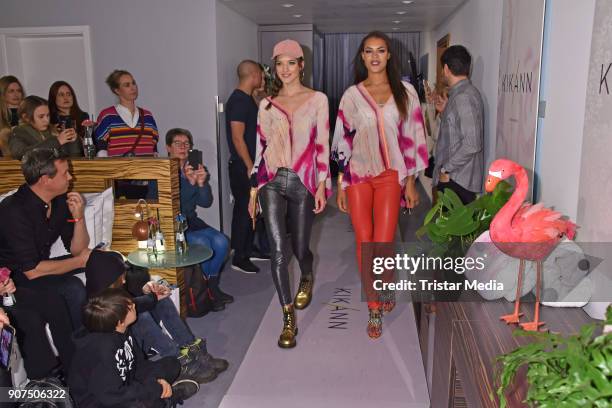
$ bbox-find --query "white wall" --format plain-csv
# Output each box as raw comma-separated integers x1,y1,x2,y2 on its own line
0,0,222,227
421,0,504,171
216,1,259,234
537,0,596,220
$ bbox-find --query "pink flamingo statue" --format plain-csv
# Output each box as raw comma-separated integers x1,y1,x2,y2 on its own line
486,159,576,331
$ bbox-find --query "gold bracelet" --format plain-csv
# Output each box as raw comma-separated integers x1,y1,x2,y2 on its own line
250,188,258,199
337,173,344,186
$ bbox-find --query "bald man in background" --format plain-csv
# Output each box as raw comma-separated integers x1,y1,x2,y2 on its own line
226,60,269,274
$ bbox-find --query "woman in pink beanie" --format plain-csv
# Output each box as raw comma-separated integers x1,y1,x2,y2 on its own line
249,39,331,349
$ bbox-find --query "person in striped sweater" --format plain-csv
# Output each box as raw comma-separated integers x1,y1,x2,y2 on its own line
94,70,159,157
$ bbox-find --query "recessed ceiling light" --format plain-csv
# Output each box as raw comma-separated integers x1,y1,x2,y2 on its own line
282,3,294,7
293,14,302,18
392,27,400,31
396,11,407,15
393,20,401,24
402,1,413,4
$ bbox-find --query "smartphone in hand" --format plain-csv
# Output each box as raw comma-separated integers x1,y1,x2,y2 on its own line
188,149,203,168
0,324,15,370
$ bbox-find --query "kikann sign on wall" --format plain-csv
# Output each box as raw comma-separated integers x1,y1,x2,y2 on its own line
495,0,546,201
577,0,612,321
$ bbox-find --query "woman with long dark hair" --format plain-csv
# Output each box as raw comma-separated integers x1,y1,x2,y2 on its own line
48,81,90,143
332,31,428,339
249,39,331,348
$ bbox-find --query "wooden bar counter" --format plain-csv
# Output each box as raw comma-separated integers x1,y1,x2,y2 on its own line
419,299,596,407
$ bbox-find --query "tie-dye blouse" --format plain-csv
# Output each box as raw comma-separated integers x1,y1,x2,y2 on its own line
331,81,429,190
251,91,332,198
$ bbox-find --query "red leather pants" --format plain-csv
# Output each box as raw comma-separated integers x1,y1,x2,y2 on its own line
346,169,401,309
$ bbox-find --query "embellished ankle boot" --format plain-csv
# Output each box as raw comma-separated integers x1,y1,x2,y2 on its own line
380,290,396,313
293,275,313,310
278,304,298,349
367,307,383,339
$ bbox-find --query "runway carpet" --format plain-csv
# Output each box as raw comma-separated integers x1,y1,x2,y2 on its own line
217,203,430,408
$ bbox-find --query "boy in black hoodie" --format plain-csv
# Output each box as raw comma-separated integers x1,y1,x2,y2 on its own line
69,288,198,408
84,250,228,384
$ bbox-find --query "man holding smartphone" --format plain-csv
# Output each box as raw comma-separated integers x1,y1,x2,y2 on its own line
226,60,270,274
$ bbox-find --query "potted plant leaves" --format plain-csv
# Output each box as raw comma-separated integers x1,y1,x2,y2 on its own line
495,306,612,407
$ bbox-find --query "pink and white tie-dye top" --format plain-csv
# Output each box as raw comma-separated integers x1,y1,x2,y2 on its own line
331,81,429,190
251,91,332,198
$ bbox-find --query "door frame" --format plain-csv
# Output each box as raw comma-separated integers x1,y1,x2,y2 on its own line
436,34,450,86
0,25,96,115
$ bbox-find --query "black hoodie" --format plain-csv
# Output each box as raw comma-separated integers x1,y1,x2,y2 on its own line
68,328,164,408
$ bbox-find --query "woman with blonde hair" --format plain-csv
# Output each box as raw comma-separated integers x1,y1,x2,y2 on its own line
8,95,81,160
249,39,331,348
0,75,25,156
332,31,428,339
94,70,158,157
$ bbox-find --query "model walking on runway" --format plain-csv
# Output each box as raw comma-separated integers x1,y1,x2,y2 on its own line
249,39,331,348
332,31,428,339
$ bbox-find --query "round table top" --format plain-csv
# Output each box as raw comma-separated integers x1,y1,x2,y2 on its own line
127,244,212,269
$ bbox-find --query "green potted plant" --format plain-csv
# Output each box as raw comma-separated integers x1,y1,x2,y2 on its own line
416,181,512,257
495,306,612,407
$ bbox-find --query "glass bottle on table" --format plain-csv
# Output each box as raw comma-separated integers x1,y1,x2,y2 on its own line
155,208,166,252
175,213,188,255
82,114,96,159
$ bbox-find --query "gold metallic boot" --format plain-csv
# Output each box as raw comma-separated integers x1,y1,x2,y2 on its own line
293,276,313,310
278,304,298,348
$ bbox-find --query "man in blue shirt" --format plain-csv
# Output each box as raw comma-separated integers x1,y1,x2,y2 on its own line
225,60,269,274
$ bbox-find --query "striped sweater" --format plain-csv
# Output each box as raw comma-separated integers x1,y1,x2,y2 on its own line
94,106,159,156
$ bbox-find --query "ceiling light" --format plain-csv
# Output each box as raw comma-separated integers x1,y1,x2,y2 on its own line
402,1,414,4
393,20,401,24
282,3,294,7
396,11,407,15
392,27,400,31
293,14,302,18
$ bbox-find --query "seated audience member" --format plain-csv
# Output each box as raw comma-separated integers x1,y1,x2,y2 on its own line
85,250,228,384
0,75,25,157
69,288,199,408
48,80,91,153
166,128,232,311
0,148,91,329
94,70,158,157
0,276,74,381
8,96,81,160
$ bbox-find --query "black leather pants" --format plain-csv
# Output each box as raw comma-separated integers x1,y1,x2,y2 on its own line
259,168,315,306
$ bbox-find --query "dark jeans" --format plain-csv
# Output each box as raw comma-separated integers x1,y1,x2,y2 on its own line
436,178,477,205
7,288,75,379
133,356,180,408
259,168,315,306
229,160,270,260
131,298,195,358
18,270,86,330
186,227,229,278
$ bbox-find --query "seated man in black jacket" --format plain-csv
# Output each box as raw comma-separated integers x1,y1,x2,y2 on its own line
69,288,198,408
